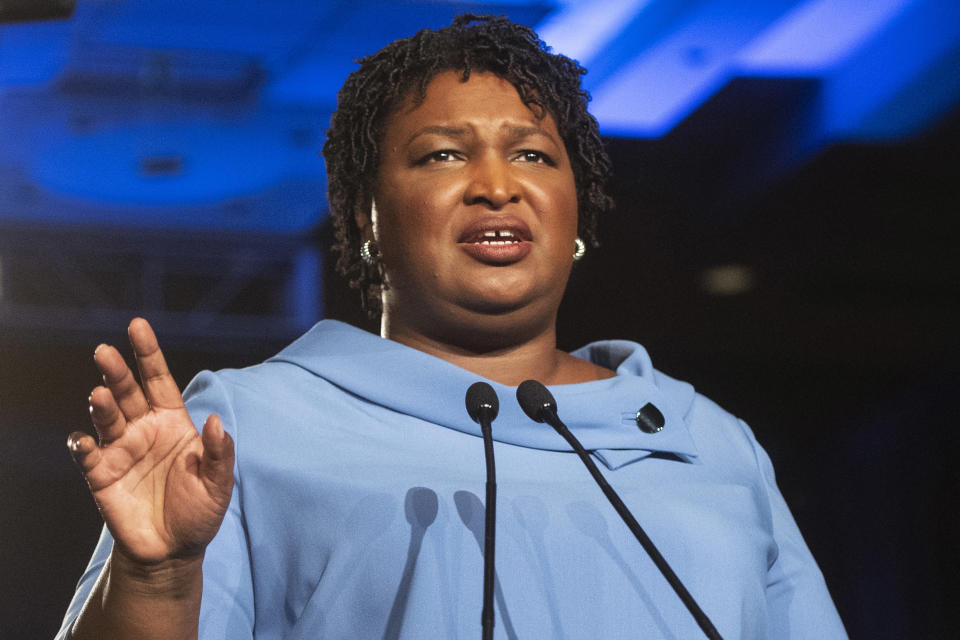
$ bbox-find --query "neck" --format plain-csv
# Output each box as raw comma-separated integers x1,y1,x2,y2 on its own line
380,310,614,386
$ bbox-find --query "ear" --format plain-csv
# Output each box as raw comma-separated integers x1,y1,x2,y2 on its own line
355,199,377,241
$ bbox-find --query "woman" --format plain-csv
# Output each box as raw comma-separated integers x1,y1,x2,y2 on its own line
58,15,846,640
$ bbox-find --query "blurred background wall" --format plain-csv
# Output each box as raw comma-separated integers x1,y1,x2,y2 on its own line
1,1,957,637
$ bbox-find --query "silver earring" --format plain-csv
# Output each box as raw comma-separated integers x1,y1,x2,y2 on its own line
573,236,586,261
361,240,380,267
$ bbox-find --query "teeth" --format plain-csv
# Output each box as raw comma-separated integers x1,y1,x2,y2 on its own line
477,229,519,244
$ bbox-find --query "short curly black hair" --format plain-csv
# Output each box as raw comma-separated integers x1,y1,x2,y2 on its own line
322,13,613,314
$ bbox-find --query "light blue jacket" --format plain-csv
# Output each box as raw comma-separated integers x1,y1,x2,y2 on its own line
57,320,847,639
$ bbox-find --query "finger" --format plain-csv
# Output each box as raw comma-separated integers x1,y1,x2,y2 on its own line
94,343,150,422
67,431,103,474
200,415,235,501
128,317,184,411
89,385,127,444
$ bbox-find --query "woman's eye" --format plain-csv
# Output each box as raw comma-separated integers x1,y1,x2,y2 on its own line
516,150,554,165
420,150,460,164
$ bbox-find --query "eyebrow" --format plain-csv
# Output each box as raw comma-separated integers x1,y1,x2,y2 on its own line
502,125,558,146
405,124,560,147
405,125,469,146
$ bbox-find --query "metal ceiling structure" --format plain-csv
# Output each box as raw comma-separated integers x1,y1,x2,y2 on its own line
2,0,958,230
0,0,958,340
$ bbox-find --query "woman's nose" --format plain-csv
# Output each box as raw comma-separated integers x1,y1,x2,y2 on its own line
463,154,521,209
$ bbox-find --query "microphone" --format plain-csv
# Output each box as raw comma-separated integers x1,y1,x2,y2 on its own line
516,380,724,640
465,382,500,640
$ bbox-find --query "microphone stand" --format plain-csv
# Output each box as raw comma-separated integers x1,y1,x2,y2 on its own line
466,382,499,640
517,380,724,640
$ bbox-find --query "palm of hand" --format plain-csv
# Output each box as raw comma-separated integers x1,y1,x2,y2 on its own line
69,319,235,565
89,408,228,562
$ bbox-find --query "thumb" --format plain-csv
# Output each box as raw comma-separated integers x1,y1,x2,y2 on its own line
199,414,235,500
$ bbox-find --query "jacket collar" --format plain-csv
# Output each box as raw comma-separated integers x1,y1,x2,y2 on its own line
269,320,699,469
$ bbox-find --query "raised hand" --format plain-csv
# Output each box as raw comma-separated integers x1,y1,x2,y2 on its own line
67,318,235,565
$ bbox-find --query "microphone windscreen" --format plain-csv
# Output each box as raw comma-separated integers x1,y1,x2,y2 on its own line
465,381,499,423
516,380,556,423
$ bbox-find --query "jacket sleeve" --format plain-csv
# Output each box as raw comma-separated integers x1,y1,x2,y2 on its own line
53,525,113,640
742,419,849,639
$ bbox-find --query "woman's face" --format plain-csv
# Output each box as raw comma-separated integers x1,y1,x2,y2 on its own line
369,70,579,345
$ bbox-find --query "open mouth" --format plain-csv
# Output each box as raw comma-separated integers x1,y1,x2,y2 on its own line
473,230,523,245
458,218,533,264
458,217,533,244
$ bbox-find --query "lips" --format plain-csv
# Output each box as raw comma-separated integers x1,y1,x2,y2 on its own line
457,216,533,264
